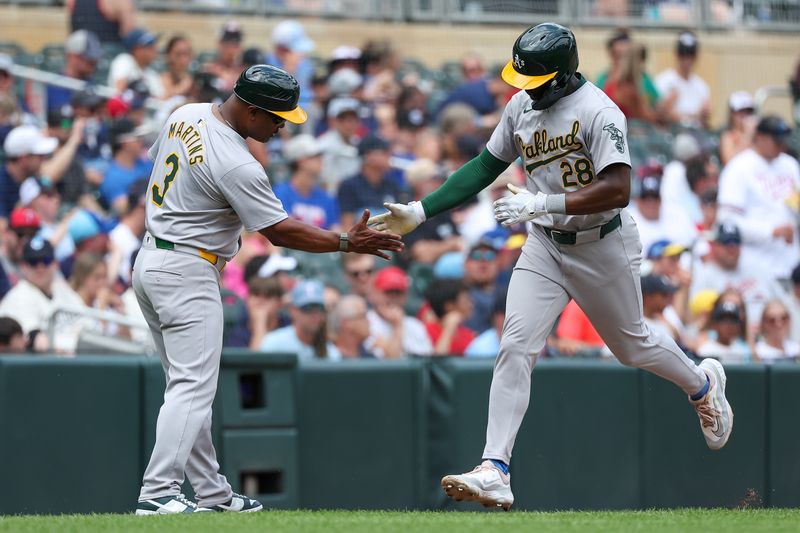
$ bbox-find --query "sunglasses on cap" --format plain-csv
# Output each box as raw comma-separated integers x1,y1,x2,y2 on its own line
26,256,54,267
298,303,325,313
469,249,497,262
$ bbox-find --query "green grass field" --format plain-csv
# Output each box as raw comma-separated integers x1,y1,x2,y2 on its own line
1,509,799,533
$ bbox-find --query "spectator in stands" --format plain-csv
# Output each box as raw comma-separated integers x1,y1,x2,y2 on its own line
19,177,74,261
67,0,136,45
318,97,362,193
424,278,476,356
655,31,710,128
327,68,364,100
246,275,285,350
160,35,195,100
205,21,243,95
690,222,784,338
401,159,461,265
109,178,146,284
341,253,375,299
0,316,25,353
438,103,478,174
641,274,682,342
274,135,340,230
465,291,505,358
330,295,374,359
438,52,500,118
0,261,9,301
597,29,660,109
1,126,59,218
659,133,709,225
0,92,16,150
550,299,605,357
786,264,800,343
626,175,697,254
719,91,756,166
267,20,315,109
463,237,501,333
108,27,164,98
361,40,401,104
718,115,800,280
0,54,15,104
684,288,718,353
62,209,110,279
755,299,800,362
69,252,114,310
259,280,341,361
646,240,691,326
366,266,432,358
697,299,752,363
1,208,41,286
337,135,403,229
101,118,152,213
602,43,659,123
47,30,102,115
0,238,79,353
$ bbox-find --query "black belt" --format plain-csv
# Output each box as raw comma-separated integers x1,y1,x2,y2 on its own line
541,214,622,245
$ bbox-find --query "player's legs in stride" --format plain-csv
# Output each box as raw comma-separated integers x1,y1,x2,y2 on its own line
569,212,733,450
441,232,570,510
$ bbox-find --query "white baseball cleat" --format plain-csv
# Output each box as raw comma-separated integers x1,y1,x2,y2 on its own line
441,460,514,511
691,358,734,450
135,494,213,515
208,492,263,512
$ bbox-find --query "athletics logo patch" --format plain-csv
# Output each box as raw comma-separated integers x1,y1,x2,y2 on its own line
603,123,625,154
513,53,525,70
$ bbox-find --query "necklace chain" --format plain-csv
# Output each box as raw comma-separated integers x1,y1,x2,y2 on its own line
217,104,234,130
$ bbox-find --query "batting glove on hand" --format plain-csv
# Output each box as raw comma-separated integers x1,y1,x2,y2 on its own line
367,201,426,236
493,184,548,227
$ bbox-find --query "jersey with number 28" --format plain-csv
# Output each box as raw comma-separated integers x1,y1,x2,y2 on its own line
487,77,631,231
145,103,287,259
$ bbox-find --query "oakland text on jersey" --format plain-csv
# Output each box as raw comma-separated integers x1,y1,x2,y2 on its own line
167,120,205,165
515,120,581,173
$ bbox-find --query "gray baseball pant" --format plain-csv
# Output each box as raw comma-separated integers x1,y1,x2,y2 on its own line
483,210,707,463
133,237,233,507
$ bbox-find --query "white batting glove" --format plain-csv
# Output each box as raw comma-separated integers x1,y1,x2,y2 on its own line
367,201,426,235
493,184,548,227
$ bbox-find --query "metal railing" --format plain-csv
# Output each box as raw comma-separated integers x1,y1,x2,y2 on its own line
1,0,799,28
48,304,156,356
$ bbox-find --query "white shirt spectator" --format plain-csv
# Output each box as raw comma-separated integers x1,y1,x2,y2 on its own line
690,254,786,326
655,69,710,123
660,160,702,225
108,53,165,99
755,339,800,362
317,129,360,194
366,309,433,358
718,148,800,279
627,203,698,254
697,337,752,363
110,223,141,283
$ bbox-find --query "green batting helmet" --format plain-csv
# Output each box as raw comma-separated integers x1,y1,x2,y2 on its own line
502,23,579,110
233,65,307,124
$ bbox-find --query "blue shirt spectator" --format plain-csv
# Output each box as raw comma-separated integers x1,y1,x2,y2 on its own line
266,21,315,109
100,158,152,208
102,118,152,210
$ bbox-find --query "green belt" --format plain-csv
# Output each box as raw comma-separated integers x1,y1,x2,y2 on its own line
542,213,622,245
154,237,175,251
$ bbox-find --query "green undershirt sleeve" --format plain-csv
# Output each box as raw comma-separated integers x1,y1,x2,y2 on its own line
420,148,512,219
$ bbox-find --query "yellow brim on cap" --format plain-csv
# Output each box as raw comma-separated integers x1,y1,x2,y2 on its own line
501,60,557,90
272,105,308,125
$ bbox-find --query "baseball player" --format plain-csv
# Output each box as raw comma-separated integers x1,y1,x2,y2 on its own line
369,23,732,510
134,65,403,515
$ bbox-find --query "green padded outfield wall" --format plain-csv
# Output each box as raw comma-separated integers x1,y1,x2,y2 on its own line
296,359,429,509
0,356,143,514
766,364,800,507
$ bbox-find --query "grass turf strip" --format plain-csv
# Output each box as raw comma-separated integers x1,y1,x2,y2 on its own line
1,509,799,533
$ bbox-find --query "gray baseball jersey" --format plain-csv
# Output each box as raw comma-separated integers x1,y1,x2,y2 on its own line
486,80,631,231
145,103,288,259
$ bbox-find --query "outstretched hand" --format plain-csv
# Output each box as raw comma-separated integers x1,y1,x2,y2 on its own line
367,202,425,235
348,210,405,260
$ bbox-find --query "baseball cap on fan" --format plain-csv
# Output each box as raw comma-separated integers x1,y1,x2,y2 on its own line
676,31,699,56
638,176,661,199
0,53,12,74
65,30,102,62
3,125,59,158
715,223,742,245
728,91,755,113
327,97,360,119
272,20,314,54
756,115,792,142
374,266,409,292
219,21,243,43
283,134,323,163
291,280,326,308
123,28,159,51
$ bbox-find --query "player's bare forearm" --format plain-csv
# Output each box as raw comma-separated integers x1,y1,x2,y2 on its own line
564,163,630,214
260,211,404,259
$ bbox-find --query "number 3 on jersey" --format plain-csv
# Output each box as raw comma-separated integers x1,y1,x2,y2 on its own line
560,158,595,189
152,153,179,207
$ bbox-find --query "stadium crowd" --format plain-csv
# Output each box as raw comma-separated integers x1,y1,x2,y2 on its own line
1,11,800,365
